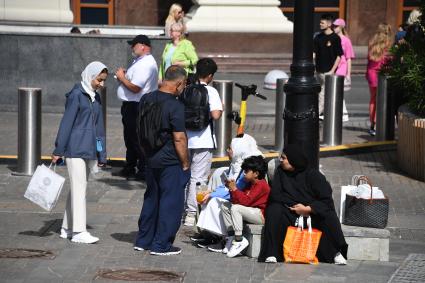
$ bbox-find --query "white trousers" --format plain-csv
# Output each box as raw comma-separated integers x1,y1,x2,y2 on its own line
316,72,348,116
62,158,95,232
197,197,228,236
185,148,212,213
221,203,264,236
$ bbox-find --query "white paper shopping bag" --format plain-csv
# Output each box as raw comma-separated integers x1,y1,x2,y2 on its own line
340,185,355,223
24,164,65,211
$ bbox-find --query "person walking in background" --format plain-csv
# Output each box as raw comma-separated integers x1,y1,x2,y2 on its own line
159,22,198,84
164,3,185,37
333,18,355,122
183,58,222,226
52,61,108,244
134,66,190,256
116,35,158,180
313,13,343,120
366,24,392,136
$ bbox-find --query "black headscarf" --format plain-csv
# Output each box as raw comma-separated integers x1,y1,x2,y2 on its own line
282,144,308,172
269,144,335,216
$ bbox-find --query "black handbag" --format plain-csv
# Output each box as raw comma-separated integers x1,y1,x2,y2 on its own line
343,176,389,229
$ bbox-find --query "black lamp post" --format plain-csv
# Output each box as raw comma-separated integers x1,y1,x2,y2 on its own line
283,0,320,169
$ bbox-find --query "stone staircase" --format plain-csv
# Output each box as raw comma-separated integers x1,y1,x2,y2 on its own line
199,46,368,74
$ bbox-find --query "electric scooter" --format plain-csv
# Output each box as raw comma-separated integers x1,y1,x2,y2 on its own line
228,83,267,137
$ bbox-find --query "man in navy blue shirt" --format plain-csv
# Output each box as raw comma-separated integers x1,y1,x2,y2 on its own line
134,65,191,256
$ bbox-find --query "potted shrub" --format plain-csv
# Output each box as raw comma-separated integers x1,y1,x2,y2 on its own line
383,3,425,181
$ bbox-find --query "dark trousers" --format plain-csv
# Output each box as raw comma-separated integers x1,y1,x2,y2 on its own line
135,165,191,252
121,102,144,171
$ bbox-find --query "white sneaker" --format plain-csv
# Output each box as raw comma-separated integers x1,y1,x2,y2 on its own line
343,114,349,122
265,256,277,263
226,237,249,258
71,231,99,244
319,115,324,121
60,228,72,239
183,213,196,226
334,253,347,265
133,246,145,251
222,236,234,254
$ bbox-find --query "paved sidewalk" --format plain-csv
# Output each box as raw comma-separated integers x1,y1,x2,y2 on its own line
1,73,424,282
0,146,424,282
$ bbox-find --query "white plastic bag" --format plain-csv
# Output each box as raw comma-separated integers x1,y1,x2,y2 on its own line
24,164,65,211
339,175,385,223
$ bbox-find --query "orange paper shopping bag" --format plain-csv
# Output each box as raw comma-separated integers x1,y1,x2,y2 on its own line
283,216,322,264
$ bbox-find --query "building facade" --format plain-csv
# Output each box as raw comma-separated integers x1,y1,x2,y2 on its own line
69,0,420,45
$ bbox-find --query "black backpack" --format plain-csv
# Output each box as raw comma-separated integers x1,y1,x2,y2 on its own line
137,93,167,155
180,82,210,131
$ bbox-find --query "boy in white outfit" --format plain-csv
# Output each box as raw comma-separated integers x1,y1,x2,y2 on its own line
184,58,223,226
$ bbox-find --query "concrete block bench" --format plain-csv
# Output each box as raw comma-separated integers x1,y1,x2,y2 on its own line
242,224,390,261
243,224,263,258
342,224,390,261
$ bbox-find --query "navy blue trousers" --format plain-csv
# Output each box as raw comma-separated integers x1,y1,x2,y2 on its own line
135,165,190,252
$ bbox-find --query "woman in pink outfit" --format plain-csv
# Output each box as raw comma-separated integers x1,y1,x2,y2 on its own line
333,18,355,122
366,23,392,136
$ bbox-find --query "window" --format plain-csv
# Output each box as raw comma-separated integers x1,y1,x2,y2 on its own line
73,0,114,25
398,0,420,25
279,0,346,32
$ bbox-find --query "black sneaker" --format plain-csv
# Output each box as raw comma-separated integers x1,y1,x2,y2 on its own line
150,246,181,256
207,240,225,253
118,167,135,177
98,163,112,170
127,171,145,181
197,238,219,249
190,234,205,242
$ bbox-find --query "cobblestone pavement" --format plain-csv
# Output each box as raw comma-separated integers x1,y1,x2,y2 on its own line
0,145,424,282
388,253,425,282
0,74,423,282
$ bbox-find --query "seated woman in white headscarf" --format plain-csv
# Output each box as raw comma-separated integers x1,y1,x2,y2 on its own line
192,134,263,251
208,134,263,194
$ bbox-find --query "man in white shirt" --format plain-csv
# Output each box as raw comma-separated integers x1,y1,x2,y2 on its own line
184,58,223,226
116,34,158,180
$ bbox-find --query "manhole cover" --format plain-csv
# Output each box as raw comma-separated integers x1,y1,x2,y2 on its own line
95,269,185,282
388,253,425,282
0,248,55,259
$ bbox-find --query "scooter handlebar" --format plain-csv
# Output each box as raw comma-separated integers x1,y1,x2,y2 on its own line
255,93,267,100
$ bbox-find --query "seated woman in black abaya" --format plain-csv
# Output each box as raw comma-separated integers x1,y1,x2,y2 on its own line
258,144,348,264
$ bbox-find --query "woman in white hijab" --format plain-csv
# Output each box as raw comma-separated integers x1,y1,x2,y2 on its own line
52,61,108,244
208,134,263,191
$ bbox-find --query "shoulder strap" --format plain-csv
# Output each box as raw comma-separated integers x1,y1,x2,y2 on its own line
210,119,216,149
